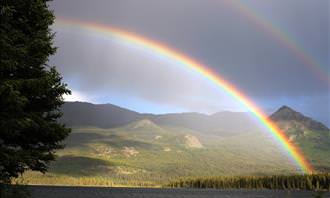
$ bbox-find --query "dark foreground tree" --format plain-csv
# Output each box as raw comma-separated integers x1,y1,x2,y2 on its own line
0,0,70,183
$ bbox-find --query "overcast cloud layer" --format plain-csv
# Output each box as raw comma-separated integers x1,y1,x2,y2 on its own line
49,0,329,126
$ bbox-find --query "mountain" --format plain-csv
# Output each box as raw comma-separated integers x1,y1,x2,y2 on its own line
27,116,300,186
150,111,258,136
24,103,329,186
60,102,143,128
60,102,329,139
270,105,329,131
270,105,330,172
61,102,258,136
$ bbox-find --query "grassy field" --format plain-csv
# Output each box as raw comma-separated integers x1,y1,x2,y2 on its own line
18,119,330,187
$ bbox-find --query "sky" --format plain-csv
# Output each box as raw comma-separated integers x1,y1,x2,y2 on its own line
49,0,330,126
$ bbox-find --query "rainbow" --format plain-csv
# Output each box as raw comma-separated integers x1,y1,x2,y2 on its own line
224,1,329,85
55,18,314,173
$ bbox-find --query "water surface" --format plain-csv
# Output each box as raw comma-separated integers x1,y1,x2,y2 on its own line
28,186,329,198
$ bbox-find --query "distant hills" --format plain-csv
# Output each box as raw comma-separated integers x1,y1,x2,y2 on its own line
25,101,329,186
60,102,142,128
61,102,329,135
61,102,261,136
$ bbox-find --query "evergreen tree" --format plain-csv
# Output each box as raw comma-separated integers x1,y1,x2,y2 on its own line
0,0,70,183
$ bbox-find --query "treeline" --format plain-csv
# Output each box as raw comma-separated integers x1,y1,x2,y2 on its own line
16,172,160,187
168,174,330,190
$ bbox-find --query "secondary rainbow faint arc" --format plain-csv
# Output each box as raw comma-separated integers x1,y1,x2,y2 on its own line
56,18,314,173
225,0,329,84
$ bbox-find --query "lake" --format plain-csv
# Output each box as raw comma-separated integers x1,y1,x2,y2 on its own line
28,186,329,198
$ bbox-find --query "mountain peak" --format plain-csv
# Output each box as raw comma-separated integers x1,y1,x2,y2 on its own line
270,105,302,121
270,105,329,131
277,105,293,111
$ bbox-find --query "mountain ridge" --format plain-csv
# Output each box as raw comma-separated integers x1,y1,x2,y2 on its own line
61,102,329,135
60,102,261,136
61,102,329,130
25,102,330,186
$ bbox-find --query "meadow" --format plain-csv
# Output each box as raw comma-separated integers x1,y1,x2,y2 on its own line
17,120,330,187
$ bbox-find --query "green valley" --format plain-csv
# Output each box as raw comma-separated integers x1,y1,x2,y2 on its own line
20,102,330,187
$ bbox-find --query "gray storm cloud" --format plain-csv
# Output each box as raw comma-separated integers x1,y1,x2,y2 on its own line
49,0,329,125
49,0,328,97
51,28,244,113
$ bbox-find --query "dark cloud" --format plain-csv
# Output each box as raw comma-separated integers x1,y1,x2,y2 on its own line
51,27,244,113
48,0,329,125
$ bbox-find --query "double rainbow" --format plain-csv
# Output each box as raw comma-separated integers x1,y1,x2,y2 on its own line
55,18,314,173
225,1,329,84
